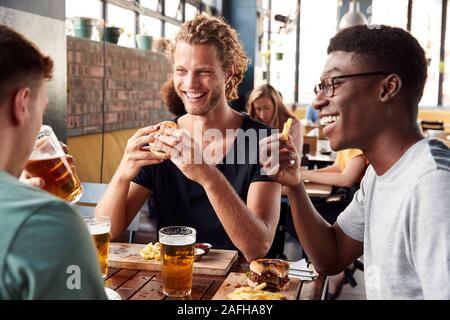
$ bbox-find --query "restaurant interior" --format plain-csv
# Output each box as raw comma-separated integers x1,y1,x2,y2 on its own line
1,0,449,301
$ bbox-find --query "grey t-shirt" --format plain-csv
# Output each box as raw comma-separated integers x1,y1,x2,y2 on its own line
337,139,450,299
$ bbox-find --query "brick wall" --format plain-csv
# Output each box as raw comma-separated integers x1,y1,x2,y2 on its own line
67,36,173,137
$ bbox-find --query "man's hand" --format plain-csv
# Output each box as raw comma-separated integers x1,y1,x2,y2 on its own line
20,141,76,189
19,171,45,188
259,133,302,187
116,125,165,181
153,127,215,184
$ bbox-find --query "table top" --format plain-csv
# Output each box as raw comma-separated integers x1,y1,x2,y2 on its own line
105,257,327,300
282,182,332,198
307,152,336,164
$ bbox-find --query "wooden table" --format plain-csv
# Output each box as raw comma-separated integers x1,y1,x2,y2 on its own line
105,257,327,300
282,182,332,199
307,152,336,169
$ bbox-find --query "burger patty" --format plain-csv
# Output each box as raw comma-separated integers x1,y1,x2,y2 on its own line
248,271,290,287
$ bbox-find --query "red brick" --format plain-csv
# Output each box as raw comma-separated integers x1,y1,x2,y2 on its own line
105,113,118,124
117,90,129,100
89,66,104,77
67,37,173,137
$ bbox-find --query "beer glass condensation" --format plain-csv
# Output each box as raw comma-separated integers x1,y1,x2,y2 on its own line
85,216,111,278
25,125,83,203
159,226,196,297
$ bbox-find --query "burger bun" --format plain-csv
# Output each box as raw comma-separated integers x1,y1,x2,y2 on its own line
149,121,178,159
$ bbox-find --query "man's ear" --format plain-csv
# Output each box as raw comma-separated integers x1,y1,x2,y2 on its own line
12,87,31,126
379,74,402,102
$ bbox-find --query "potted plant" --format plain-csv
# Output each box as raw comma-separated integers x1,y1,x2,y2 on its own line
275,52,284,60
97,21,123,44
136,34,153,51
72,17,95,39
136,21,153,51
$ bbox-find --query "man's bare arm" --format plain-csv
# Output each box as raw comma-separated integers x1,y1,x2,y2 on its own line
286,182,363,275
201,169,281,262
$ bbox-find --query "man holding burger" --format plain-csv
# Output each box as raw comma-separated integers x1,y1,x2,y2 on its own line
97,15,281,262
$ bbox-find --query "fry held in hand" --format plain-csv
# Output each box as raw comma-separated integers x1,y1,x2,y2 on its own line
139,242,161,261
281,118,293,141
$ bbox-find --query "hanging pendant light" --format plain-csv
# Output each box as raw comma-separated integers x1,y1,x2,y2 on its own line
338,0,368,31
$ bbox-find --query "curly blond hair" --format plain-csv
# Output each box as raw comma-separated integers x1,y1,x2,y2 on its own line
167,14,250,101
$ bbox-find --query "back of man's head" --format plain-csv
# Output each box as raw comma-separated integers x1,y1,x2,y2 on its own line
0,25,53,105
168,14,249,101
328,25,427,107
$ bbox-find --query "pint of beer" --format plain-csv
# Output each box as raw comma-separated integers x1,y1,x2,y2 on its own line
159,226,196,297
85,216,111,278
25,125,83,203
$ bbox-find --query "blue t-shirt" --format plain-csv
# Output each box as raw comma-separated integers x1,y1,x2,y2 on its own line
306,105,319,123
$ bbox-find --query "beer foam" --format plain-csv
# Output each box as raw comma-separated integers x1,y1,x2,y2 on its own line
29,153,65,161
159,234,196,246
88,224,110,235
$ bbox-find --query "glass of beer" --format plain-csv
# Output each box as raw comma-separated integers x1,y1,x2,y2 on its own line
159,226,196,298
25,125,83,203
85,216,111,278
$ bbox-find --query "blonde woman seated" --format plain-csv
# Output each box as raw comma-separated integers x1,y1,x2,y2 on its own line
247,84,303,153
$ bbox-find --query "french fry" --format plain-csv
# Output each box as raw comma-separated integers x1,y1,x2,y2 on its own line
139,242,162,261
227,283,286,300
254,282,267,291
281,118,293,141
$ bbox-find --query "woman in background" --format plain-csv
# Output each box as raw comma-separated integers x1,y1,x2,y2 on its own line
247,84,303,153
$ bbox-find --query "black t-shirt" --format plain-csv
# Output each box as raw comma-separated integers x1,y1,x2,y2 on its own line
132,113,277,250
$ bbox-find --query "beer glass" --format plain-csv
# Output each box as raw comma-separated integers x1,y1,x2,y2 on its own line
25,125,83,203
85,216,111,278
159,226,196,297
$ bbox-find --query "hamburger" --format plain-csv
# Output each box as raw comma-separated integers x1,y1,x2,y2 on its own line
149,120,178,159
246,259,290,291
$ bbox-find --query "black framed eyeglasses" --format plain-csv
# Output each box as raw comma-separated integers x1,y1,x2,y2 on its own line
313,71,390,98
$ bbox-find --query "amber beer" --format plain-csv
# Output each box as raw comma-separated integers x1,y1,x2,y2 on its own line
26,156,83,203
26,125,83,203
85,216,111,278
159,226,196,297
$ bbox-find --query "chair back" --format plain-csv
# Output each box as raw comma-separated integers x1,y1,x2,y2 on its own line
76,182,142,242
303,135,318,155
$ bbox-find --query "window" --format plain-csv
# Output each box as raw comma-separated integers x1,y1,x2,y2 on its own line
443,3,450,106
298,0,338,105
140,0,160,11
267,0,298,103
165,0,182,20
140,15,162,38
66,0,102,19
186,3,199,21
65,0,102,37
411,0,443,106
370,0,408,29
165,23,181,40
107,4,136,48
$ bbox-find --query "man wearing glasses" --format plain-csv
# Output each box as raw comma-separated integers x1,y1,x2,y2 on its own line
260,25,450,299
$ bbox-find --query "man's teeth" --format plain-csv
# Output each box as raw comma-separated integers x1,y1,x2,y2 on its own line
320,115,340,125
186,92,205,99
